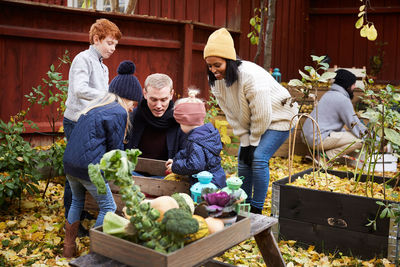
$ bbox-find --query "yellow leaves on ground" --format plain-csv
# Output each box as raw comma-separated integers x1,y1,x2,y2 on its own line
0,180,92,266
289,171,400,202
278,240,394,267
21,199,36,209
0,157,398,266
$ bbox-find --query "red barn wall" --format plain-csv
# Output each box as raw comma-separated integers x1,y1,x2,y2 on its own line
0,1,240,133
2,0,400,136
308,0,400,84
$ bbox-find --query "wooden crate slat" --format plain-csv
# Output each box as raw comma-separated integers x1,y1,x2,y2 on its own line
89,216,251,267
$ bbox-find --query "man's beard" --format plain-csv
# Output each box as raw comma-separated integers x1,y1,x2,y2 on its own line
348,90,354,100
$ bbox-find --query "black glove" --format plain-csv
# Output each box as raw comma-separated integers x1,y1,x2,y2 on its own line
239,146,256,166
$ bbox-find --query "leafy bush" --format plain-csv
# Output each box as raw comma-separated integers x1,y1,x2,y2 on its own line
0,50,71,207
0,113,45,207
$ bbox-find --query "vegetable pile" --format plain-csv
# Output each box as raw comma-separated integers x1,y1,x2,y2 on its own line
88,149,201,253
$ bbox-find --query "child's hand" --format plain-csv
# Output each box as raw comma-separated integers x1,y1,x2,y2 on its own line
165,159,173,174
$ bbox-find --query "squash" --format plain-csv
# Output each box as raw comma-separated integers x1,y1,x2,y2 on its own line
205,217,225,234
172,193,195,214
122,206,130,219
184,215,209,244
143,196,179,222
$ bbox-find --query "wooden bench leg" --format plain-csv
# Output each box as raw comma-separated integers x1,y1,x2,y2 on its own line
254,228,286,267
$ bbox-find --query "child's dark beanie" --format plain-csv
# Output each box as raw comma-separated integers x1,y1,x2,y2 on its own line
109,60,142,101
334,69,357,90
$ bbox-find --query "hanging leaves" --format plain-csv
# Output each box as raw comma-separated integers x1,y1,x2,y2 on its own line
356,1,378,41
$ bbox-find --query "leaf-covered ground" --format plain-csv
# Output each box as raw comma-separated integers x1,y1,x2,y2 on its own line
0,156,397,266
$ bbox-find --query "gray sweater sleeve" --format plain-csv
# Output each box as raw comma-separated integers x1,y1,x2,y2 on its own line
337,96,367,138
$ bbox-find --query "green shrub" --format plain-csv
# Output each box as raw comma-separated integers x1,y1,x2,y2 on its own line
0,114,44,208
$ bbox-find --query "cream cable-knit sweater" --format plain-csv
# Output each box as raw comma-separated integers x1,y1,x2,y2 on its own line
211,60,298,147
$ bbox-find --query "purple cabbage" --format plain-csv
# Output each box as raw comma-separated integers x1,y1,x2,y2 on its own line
203,191,231,208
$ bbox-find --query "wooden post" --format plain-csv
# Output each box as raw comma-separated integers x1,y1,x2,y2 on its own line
182,23,193,95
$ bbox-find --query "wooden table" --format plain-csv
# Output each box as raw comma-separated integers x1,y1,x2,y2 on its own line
69,213,285,267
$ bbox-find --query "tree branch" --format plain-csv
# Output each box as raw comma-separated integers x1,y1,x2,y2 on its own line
263,0,277,70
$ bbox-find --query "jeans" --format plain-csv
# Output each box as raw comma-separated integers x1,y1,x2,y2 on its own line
67,175,116,227
63,117,77,218
239,129,290,210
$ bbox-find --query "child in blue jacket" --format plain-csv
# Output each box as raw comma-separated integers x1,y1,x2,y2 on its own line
166,89,226,188
62,60,142,258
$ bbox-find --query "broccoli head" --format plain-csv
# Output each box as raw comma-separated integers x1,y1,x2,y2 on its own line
162,208,199,236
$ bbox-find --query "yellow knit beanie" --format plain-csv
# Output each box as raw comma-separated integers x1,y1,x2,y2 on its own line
203,28,236,60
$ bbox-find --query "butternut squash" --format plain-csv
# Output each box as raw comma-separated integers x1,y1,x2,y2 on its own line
143,196,179,222
184,215,209,244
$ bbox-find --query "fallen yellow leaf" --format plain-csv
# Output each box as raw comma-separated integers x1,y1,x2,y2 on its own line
31,231,44,241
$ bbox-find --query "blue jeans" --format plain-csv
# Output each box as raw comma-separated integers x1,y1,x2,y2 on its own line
63,117,77,218
67,175,116,227
239,129,290,210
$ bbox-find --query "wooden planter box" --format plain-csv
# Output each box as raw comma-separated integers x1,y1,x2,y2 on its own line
84,157,191,214
89,215,251,267
271,168,399,261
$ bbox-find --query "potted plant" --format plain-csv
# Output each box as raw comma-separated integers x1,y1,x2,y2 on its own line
369,41,387,79
201,189,243,226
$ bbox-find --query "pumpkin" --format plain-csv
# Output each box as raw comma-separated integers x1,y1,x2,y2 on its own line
142,196,179,222
184,215,209,244
205,217,225,234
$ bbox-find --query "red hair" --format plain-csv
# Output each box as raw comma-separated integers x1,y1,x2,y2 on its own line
89,18,122,44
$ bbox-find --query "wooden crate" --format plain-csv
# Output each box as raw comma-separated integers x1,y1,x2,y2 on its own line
84,157,191,214
89,215,251,267
271,168,399,260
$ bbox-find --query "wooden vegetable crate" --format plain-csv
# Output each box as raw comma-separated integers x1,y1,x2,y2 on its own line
84,157,191,214
90,215,251,267
271,168,400,261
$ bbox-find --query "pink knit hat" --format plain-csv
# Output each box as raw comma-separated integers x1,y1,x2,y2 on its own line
173,102,206,126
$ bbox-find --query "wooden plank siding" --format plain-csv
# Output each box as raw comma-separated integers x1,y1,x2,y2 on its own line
19,0,400,83
308,0,400,84
238,0,308,82
0,0,241,134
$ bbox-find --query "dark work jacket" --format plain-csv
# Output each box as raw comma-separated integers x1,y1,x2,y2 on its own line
171,123,226,188
125,108,187,159
63,102,126,181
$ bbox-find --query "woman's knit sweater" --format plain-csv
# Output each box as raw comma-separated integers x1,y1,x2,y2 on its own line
211,60,298,146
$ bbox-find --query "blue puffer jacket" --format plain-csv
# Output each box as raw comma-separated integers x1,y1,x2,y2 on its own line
63,101,127,181
172,123,226,188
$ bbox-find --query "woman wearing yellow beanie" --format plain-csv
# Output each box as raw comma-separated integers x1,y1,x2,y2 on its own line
204,28,298,214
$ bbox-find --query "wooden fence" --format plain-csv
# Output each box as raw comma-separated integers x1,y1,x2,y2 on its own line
0,0,241,134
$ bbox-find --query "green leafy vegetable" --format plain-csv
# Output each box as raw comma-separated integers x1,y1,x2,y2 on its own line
89,148,199,253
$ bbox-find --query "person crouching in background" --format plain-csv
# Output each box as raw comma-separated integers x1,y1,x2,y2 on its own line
62,60,142,258
165,89,226,188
